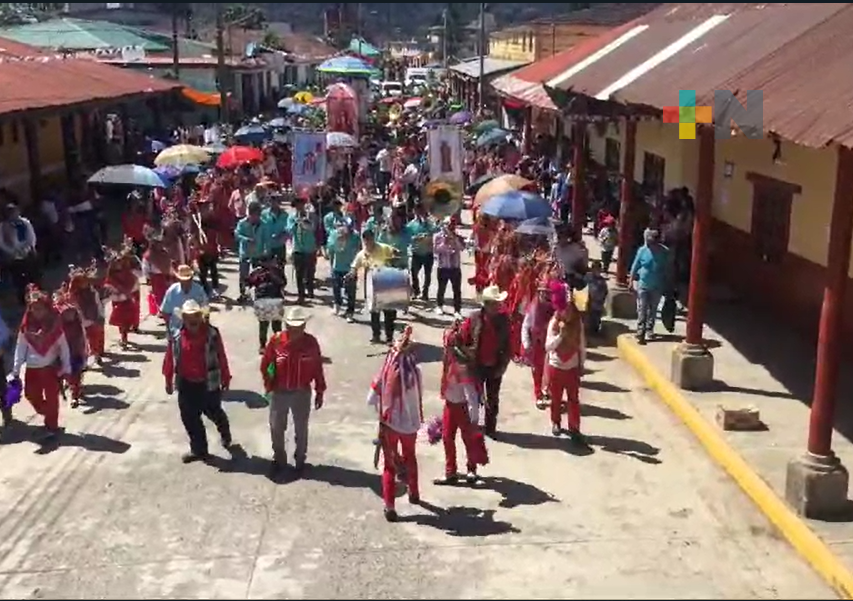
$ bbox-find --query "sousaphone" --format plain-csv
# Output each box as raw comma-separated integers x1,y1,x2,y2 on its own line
422,177,463,219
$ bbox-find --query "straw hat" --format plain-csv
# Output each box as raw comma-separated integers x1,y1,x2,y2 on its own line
174,264,194,281
179,299,206,316
283,306,310,327
480,284,508,304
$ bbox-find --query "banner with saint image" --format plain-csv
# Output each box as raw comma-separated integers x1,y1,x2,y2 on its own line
292,132,327,188
428,126,464,184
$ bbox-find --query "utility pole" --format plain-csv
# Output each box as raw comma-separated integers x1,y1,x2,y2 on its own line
171,3,180,79
216,5,229,124
442,7,448,68
356,2,362,56
478,2,486,112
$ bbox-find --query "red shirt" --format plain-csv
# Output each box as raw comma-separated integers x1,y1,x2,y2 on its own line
122,212,146,243
261,332,327,394
163,325,231,386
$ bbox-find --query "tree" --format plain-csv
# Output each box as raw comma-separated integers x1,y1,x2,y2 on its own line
223,4,267,30
0,2,63,26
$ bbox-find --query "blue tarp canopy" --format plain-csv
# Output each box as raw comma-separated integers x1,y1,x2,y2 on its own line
348,37,381,58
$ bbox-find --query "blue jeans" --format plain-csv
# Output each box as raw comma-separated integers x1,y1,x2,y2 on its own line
635,288,662,339
331,271,356,314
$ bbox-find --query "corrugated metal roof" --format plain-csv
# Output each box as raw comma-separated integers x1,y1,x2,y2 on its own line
0,18,168,51
547,3,853,148
0,46,179,116
448,57,528,79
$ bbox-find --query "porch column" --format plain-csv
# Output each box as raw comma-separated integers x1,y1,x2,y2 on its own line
23,118,41,206
785,145,853,519
607,117,637,318
671,124,715,390
570,121,587,240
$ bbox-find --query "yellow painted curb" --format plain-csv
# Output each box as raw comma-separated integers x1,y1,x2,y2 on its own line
616,333,853,599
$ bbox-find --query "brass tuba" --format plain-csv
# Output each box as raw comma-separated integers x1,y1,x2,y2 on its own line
422,178,462,220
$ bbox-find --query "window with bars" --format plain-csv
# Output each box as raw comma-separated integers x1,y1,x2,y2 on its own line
642,151,665,198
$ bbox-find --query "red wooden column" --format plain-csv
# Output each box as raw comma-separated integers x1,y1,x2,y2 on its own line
684,125,716,346
615,119,637,287
808,145,853,457
571,122,587,239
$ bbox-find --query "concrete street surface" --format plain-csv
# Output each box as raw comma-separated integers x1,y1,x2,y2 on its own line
0,247,836,599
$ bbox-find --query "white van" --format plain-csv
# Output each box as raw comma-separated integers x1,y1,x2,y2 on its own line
381,81,404,97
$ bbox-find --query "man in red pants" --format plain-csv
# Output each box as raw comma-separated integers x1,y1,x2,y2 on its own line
367,326,423,522
521,283,556,410
434,320,488,486
10,285,71,440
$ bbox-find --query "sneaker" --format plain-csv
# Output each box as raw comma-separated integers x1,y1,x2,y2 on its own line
551,423,562,437
569,429,587,445
535,398,549,410
384,508,399,522
346,314,354,323
453,312,463,320
434,306,444,315
371,335,382,344
333,305,341,316
465,471,478,484
181,452,207,464
408,493,421,504
433,474,460,486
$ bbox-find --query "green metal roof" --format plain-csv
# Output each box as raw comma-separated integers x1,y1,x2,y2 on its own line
0,17,168,51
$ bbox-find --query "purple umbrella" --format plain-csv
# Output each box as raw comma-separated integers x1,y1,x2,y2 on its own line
449,110,472,125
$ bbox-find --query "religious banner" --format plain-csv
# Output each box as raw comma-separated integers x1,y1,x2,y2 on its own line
428,126,464,184
292,131,327,188
326,82,359,138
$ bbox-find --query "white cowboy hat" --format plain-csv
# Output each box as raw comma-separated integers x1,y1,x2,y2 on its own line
179,299,206,316
480,284,508,304
283,306,310,327
175,264,194,281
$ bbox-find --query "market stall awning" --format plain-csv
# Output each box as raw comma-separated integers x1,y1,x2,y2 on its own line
348,37,381,58
182,87,230,106
448,57,528,80
542,2,853,149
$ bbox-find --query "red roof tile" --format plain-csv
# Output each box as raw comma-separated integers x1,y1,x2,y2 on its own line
0,44,179,116
545,3,853,148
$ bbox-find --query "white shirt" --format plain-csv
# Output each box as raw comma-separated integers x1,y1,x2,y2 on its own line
367,364,424,435
402,163,419,185
544,318,586,370
13,331,71,376
376,148,392,173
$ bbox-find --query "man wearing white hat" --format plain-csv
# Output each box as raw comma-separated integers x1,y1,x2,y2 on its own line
160,264,209,337
163,299,233,463
260,306,327,477
451,284,512,437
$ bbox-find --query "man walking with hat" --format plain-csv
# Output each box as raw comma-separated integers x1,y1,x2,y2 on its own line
452,285,512,437
160,264,209,337
260,306,327,478
162,299,233,463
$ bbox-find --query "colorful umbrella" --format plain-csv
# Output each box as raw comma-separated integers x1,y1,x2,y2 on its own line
403,97,422,109
154,164,201,182
216,146,264,169
474,119,501,134
317,56,373,76
266,117,288,128
515,216,556,237
88,165,166,187
277,97,295,109
154,144,210,167
466,172,501,195
476,128,510,148
293,91,314,104
481,190,551,221
327,131,357,148
449,110,472,125
474,174,535,206
234,125,272,144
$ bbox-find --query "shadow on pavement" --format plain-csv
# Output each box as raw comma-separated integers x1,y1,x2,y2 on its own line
580,403,632,420
303,463,385,497
80,395,131,414
581,380,630,394
11,427,134,455
585,434,662,465
476,476,559,508
702,379,796,400
113,352,150,364
100,363,141,379
413,342,444,364
84,384,123,397
494,430,595,457
128,341,168,354
401,500,520,537
223,389,269,410
585,350,615,362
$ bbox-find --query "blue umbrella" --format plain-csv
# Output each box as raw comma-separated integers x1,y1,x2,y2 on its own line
317,55,374,76
449,110,472,125
476,128,510,148
266,117,288,128
277,97,294,109
154,164,200,183
234,124,272,144
515,216,556,236
481,190,551,221
286,104,309,116
88,164,166,187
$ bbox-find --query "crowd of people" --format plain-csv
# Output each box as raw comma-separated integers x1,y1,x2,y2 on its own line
0,79,694,523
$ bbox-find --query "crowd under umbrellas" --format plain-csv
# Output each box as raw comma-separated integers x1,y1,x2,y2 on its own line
0,72,604,528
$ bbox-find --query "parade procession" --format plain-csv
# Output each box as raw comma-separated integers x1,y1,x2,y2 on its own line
2,3,852,598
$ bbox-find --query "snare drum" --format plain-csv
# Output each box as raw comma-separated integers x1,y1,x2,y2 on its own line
253,297,285,322
367,267,410,312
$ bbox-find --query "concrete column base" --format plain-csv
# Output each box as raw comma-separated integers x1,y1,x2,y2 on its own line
785,452,850,519
606,285,636,319
670,343,715,390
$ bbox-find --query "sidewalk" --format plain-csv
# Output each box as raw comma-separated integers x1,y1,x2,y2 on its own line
583,235,853,597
